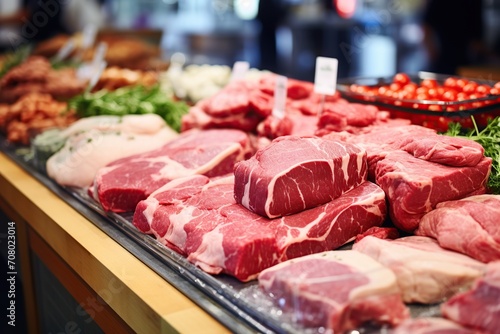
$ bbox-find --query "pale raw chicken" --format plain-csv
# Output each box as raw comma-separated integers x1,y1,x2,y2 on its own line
47,114,178,188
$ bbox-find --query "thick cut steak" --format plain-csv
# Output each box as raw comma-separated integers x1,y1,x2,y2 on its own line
269,181,386,262
441,261,500,334
393,318,477,334
353,236,486,304
416,194,500,263
375,151,491,232
258,250,409,332
234,136,367,218
93,129,252,212
133,177,386,281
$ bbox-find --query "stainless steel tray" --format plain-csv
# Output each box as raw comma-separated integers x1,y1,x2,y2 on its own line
1,139,440,334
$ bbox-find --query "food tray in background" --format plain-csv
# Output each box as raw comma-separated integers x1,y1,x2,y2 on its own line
337,72,500,132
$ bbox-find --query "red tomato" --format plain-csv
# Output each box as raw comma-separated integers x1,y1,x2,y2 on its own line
490,87,500,95
463,81,479,94
428,104,442,111
442,89,458,101
494,82,500,90
457,92,470,101
427,88,440,99
378,86,389,95
475,84,491,96
444,77,458,88
389,82,402,92
416,86,429,95
393,72,411,85
421,78,439,89
403,83,418,93
456,78,469,91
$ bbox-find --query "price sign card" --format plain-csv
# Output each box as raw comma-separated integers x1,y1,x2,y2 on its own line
230,61,250,82
272,75,288,120
314,57,338,96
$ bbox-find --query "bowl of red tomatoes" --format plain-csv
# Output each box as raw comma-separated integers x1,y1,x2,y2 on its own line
337,72,500,132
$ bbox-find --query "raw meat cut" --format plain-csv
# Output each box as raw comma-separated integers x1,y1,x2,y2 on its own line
324,123,485,167
353,236,486,304
393,318,478,334
441,261,500,334
354,226,399,243
133,176,386,281
375,151,491,232
234,136,367,218
269,181,386,262
416,194,500,263
92,128,252,212
258,250,409,332
47,114,178,188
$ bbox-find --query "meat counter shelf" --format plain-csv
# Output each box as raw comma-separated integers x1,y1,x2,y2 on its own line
1,139,440,334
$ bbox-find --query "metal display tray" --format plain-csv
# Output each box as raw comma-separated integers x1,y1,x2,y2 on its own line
1,140,440,334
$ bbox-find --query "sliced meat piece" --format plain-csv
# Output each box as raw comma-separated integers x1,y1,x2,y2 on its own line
258,250,409,332
353,236,486,304
202,81,250,117
134,178,386,281
354,226,399,243
234,136,367,218
416,194,500,263
393,317,478,334
441,261,500,334
375,151,491,232
270,181,386,261
93,129,252,212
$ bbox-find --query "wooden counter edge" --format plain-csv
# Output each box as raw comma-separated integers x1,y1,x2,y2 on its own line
0,152,230,334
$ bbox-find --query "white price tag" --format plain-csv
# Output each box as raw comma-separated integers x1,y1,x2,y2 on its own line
230,61,250,82
314,57,338,96
81,24,97,51
54,38,75,62
272,75,288,120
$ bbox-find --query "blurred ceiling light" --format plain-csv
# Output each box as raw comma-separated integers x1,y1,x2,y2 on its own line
234,0,259,20
335,0,356,18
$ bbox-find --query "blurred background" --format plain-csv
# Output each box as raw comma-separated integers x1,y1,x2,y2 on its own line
1,0,500,81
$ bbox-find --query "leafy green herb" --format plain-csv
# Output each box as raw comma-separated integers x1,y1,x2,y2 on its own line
69,85,189,132
0,45,32,78
446,117,500,194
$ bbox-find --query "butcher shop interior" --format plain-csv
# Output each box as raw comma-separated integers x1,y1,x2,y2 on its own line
1,0,500,333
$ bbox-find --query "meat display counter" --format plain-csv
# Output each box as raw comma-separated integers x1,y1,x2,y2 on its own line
1,137,443,334
0,145,241,333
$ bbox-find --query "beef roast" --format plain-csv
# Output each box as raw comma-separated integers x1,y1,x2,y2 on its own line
353,236,486,304
416,194,500,263
258,250,409,332
375,151,491,232
441,261,500,334
93,129,252,212
133,176,386,281
234,136,367,218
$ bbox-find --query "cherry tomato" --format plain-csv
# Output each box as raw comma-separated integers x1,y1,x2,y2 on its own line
416,86,429,95
421,78,439,89
456,78,469,91
403,83,418,93
389,82,402,92
494,82,500,90
428,104,442,111
463,81,479,94
427,88,440,99
475,84,491,96
457,92,470,101
393,72,411,85
490,87,500,95
444,77,458,88
442,89,458,101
